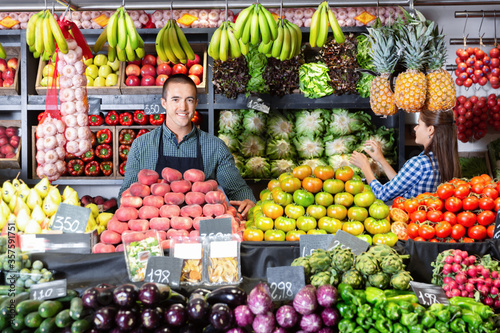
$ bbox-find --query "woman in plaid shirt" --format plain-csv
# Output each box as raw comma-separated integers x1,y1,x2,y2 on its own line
350,110,460,202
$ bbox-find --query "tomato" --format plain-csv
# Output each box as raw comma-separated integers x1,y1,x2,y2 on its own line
286,230,305,241
280,176,302,193
389,208,409,223
496,181,500,194
345,179,365,195
334,192,354,207
444,197,462,213
372,232,398,247
462,196,479,210
307,229,327,235
391,221,408,240
267,179,280,191
260,189,273,201
479,197,495,210
315,192,334,207
414,237,425,242
435,221,452,238
368,201,390,219
323,179,345,195
451,224,466,240
481,174,492,183
471,183,485,194
314,165,335,180
418,224,436,240
293,189,315,207
364,217,391,234
318,216,343,234
410,210,427,223
443,211,457,225
392,196,406,210
436,183,456,200
427,210,444,223
495,197,500,211
262,202,284,219
470,175,485,185
347,206,369,222
296,216,317,232
407,223,420,239
357,234,373,245
274,216,296,232
487,225,495,239
341,221,364,236
468,225,487,241
477,210,495,226
306,205,327,220
404,198,420,214
293,165,313,180
463,237,475,243
271,188,293,206
353,191,376,208
278,172,293,182
457,211,477,228
284,204,305,219
446,239,457,243
243,228,264,241
255,215,274,231
454,185,471,199
302,176,323,194
264,229,286,241
483,188,499,200
335,166,354,182
327,204,347,220
425,197,443,211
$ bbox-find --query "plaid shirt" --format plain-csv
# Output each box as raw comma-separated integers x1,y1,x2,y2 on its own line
369,151,440,202
119,124,256,202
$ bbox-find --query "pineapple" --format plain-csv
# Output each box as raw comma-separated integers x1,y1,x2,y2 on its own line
425,31,456,111
368,27,399,116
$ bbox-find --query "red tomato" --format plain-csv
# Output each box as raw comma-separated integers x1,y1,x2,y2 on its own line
454,185,470,199
496,181,500,194
487,225,495,239
335,166,354,182
426,198,443,211
470,176,485,185
427,210,444,223
414,237,426,242
435,221,452,238
410,210,427,223
483,188,499,200
314,166,335,181
443,211,457,225
418,224,436,240
392,197,406,210
445,197,462,213
495,197,500,211
447,239,457,243
457,211,477,228
479,197,495,211
481,174,492,183
462,196,479,211
451,224,466,240
477,210,495,226
407,223,420,239
429,239,439,243
471,183,485,194
302,176,323,194
293,165,313,180
463,237,475,243
404,198,420,214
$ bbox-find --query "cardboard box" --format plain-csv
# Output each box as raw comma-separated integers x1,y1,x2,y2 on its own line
19,229,98,254
0,47,20,96
0,119,21,169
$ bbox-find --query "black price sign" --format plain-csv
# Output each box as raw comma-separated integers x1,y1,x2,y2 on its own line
493,211,500,239
329,230,370,256
266,266,305,302
145,257,183,287
246,94,270,114
30,279,67,301
88,97,101,115
299,234,335,257
144,96,163,115
50,203,91,234
199,217,233,237
410,281,449,306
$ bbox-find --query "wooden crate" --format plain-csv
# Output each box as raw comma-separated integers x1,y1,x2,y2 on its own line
0,120,21,169
0,47,20,96
119,43,207,95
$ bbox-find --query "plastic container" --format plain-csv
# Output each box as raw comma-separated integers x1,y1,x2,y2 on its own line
205,233,242,285
122,230,163,282
170,236,204,286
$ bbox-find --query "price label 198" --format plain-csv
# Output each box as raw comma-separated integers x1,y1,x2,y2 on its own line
146,268,171,284
410,281,449,306
145,257,183,287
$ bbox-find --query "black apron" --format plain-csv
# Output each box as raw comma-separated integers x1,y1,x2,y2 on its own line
155,127,204,175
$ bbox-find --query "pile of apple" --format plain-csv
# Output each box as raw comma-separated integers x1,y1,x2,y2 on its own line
488,94,500,131
93,167,243,253
453,95,489,143
124,53,204,87
0,125,20,159
454,46,500,88
0,57,18,88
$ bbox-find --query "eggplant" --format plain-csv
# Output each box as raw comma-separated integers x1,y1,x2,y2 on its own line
206,286,247,308
187,296,209,323
60,327,72,333
93,306,117,330
96,283,115,289
234,304,254,327
178,323,203,333
154,326,175,333
88,329,100,333
321,307,340,327
300,313,322,332
141,307,162,329
165,303,187,327
252,311,275,333
275,305,298,328
209,303,234,331
318,328,334,333
190,288,211,300
115,308,139,330
113,284,138,307
139,283,170,306
202,324,224,333
81,287,99,309
96,287,115,306
110,329,124,333
247,283,273,315
164,291,187,307
129,327,146,333
227,329,246,333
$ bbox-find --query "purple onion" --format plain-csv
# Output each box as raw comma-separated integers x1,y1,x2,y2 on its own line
300,313,322,332
234,304,254,327
252,311,276,333
318,328,334,333
293,285,317,315
248,283,273,315
316,285,338,308
275,305,298,328
321,307,340,327
272,327,288,333
227,328,246,333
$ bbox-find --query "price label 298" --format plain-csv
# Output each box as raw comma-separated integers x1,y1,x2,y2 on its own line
269,282,293,301
146,268,170,284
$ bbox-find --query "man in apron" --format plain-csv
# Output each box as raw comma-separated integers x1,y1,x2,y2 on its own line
119,74,256,218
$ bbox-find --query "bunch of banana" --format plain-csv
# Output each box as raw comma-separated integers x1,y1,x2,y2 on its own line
309,1,345,48
257,18,302,60
26,10,68,60
104,6,145,62
234,3,278,46
0,41,6,59
155,19,195,64
208,21,243,61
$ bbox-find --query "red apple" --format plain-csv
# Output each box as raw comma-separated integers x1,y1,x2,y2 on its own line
157,57,171,66
0,135,8,146
2,68,15,81
125,64,141,77
156,63,172,76
141,64,156,77
3,78,13,87
188,64,203,78
141,75,156,86
186,54,201,68
128,59,142,66
142,54,156,67
189,75,201,86
0,126,5,136
10,135,19,148
6,127,17,138
7,58,18,70
0,59,7,72
156,74,168,86
172,64,187,75
125,75,140,86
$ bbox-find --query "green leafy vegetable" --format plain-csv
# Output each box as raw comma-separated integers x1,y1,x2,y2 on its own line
299,62,334,99
245,45,269,94
243,156,271,179
459,156,489,179
294,135,324,159
270,159,296,178
295,109,327,137
218,133,240,153
263,56,301,97
218,110,242,134
356,34,374,70
213,57,250,99
240,134,266,157
232,153,245,174
266,113,295,140
266,138,296,160
324,135,358,156
356,73,374,98
300,158,328,171
241,109,267,135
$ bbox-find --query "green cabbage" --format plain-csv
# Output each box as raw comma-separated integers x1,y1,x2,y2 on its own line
243,156,271,179
270,159,296,178
266,138,296,160
294,135,324,159
240,134,266,157
267,113,295,140
232,153,245,173
300,158,328,172
295,109,327,137
242,109,267,135
364,127,396,155
218,133,240,153
328,109,371,136
219,110,242,134
324,135,358,156
299,62,334,99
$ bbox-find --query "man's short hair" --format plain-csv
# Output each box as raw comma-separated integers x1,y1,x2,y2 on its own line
162,74,197,99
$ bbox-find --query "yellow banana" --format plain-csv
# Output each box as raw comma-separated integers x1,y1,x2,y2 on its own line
47,12,68,54
271,21,284,58
174,22,195,61
260,5,278,41
317,5,329,47
327,7,345,44
219,23,229,61
136,31,144,48
309,4,322,47
107,10,119,48
280,22,291,61
108,45,116,62
286,21,297,59
26,11,42,47
0,42,5,60
233,5,253,39
117,9,127,51
125,37,136,62
250,5,260,45
135,47,145,59
227,25,241,58
208,26,222,60
116,44,127,62
124,10,138,50
43,50,51,61
156,26,168,62
240,12,253,45
290,21,302,56
238,38,249,56
35,11,45,54
258,6,271,45
43,11,55,56
169,21,186,61
33,51,40,58
94,28,108,53
163,21,179,64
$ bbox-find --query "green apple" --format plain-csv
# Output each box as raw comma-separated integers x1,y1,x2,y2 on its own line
86,76,94,87
98,65,112,78
40,77,48,87
94,77,106,87
84,58,93,66
107,58,120,72
42,64,55,78
106,73,118,86
85,65,99,79
94,54,108,67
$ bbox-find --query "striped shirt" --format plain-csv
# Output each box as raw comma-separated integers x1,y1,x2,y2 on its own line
119,124,256,202
369,151,441,202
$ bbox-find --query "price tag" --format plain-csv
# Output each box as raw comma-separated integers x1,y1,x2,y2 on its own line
410,281,449,306
246,94,270,114
329,230,370,256
50,203,91,234
199,217,233,237
88,97,101,115
299,234,335,257
493,211,500,239
30,279,67,301
266,266,305,301
143,96,163,115
145,257,183,287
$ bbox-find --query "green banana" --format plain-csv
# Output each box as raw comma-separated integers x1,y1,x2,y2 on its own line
163,21,179,64
135,47,145,59
309,4,322,47
108,45,116,62
227,24,242,58
116,44,127,62
124,10,138,50
238,38,249,56
260,5,278,41
42,11,55,56
280,22,291,61
93,28,108,53
106,9,119,48
26,11,42,47
240,12,253,45
233,5,253,40
208,26,222,60
137,31,144,48
250,5,260,45
219,23,229,61
260,40,273,54
174,22,195,61
0,42,6,60
286,21,297,59
168,21,186,61
327,8,345,44
35,11,45,54
271,20,284,58
156,26,168,62
258,6,271,44
117,9,127,50
317,4,329,47
290,21,302,56
125,37,136,62
47,11,68,54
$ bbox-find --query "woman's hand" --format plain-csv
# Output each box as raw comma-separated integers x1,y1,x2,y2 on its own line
363,140,385,164
350,151,371,171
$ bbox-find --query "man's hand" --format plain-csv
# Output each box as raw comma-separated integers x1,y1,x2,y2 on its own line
229,199,255,219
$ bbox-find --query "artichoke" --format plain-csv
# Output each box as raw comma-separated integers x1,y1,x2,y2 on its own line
310,249,333,275
391,271,413,290
355,253,380,276
311,271,332,288
367,271,391,289
341,268,364,289
367,244,397,259
291,256,312,277
330,268,341,286
331,247,355,273
380,254,404,275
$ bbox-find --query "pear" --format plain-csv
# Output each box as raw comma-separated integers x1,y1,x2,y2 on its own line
96,212,113,228
14,197,31,217
18,187,31,202
2,180,16,203
26,189,42,211
34,177,50,199
0,199,10,217
47,187,62,206
63,191,80,207
12,173,22,192
31,205,46,224
8,195,18,212
25,219,42,234
16,209,31,232
85,203,99,219
86,214,97,232
0,211,6,231
62,186,76,201
42,195,59,217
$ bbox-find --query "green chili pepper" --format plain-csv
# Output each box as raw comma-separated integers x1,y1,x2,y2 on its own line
375,317,393,333
358,303,373,318
434,320,449,333
428,303,445,314
462,312,482,333
408,323,423,333
400,312,418,327
339,283,363,306
337,301,356,319
365,286,386,307
412,303,426,318
436,308,450,322
385,301,401,321
356,315,374,330
449,296,494,320
339,318,357,332
421,311,437,328
386,294,419,305
393,323,408,333
426,329,439,333
450,318,466,333
353,327,365,333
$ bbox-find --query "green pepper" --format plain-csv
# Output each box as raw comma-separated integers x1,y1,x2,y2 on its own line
393,323,408,333
375,317,393,333
385,301,401,321
365,286,386,307
339,283,363,306
449,296,494,320
385,290,419,305
337,301,356,319
426,329,439,333
353,290,367,305
356,315,374,330
408,323,423,333
428,303,445,314
371,307,384,321
400,312,418,327
398,301,413,313
353,327,365,333
421,311,436,328
338,318,357,332
484,317,495,330
412,303,426,318
462,312,482,333
450,318,466,333
358,303,373,318
368,329,379,333
434,320,449,333
436,308,450,322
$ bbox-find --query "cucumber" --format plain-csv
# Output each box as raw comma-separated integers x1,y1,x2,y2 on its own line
55,309,72,328
16,300,43,315
1,328,15,333
11,313,26,330
0,314,7,330
1,292,29,317
70,315,92,333
69,298,84,320
54,290,78,303
0,286,25,296
39,317,56,333
38,300,62,319
24,311,43,328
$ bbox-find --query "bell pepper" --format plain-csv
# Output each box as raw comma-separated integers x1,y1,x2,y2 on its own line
100,161,113,176
84,161,100,176
462,311,482,333
105,110,119,125
119,144,131,160
191,110,202,126
119,161,127,176
133,110,148,125
90,131,97,147
149,113,165,126
371,307,384,321
339,283,363,306
336,302,356,319
65,151,76,160
119,112,133,126
449,296,494,320
426,329,439,333
81,149,95,163
97,128,112,144
375,317,392,333
398,301,413,314
436,308,450,322
96,144,112,160
119,129,136,145
368,329,379,333
450,318,465,333
428,303,445,315
137,128,149,138
393,323,408,333
385,294,418,305
412,303,426,318
338,318,357,333
353,327,365,333
385,301,401,321
366,287,386,307
434,320,449,333
356,315,374,330
358,303,373,318
421,311,437,328
408,324,423,333
448,305,461,317
89,114,104,126
353,290,367,305
68,159,84,176
400,312,418,327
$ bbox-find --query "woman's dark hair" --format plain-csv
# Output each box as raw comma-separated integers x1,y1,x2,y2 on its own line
421,109,461,182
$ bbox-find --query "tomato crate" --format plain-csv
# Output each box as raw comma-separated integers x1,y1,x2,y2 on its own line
0,119,21,169
0,47,20,96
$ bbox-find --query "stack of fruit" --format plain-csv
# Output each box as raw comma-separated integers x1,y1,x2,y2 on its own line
0,57,18,88
453,95,489,143
454,46,500,89
0,125,20,159
1,256,54,290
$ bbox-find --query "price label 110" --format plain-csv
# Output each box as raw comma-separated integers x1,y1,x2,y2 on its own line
32,288,53,300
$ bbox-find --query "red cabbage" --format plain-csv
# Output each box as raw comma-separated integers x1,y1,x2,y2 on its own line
293,285,317,315
252,311,276,333
275,305,298,328
300,313,322,332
